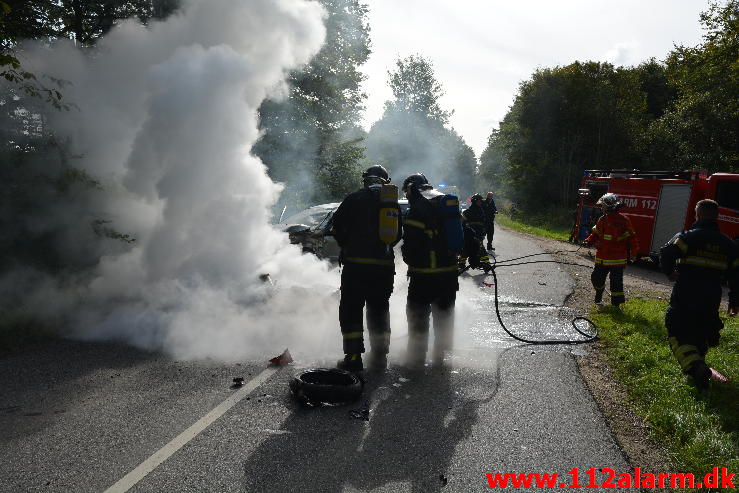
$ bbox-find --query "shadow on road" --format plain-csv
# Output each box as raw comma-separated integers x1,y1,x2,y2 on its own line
0,340,156,438
242,366,484,492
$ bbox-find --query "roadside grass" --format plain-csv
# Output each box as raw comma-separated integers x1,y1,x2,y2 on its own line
590,300,738,488
498,213,737,486
496,212,571,242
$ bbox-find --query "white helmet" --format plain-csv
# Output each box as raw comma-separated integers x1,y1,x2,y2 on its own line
596,193,622,212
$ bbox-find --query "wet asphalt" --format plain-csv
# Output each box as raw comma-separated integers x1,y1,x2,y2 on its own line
0,227,637,492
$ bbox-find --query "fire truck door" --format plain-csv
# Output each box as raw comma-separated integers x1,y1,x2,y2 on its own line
651,184,693,253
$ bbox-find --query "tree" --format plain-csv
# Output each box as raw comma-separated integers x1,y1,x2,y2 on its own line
648,0,738,172
483,61,647,213
365,55,476,196
385,54,451,125
0,0,181,273
478,128,510,193
253,0,371,209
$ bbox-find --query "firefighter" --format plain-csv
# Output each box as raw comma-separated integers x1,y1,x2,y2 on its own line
402,173,460,367
583,193,638,306
483,191,498,250
459,223,492,273
331,165,402,372
660,199,738,389
459,194,491,272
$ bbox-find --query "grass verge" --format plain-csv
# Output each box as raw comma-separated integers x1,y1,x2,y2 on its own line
499,212,737,486
590,300,738,489
496,212,571,242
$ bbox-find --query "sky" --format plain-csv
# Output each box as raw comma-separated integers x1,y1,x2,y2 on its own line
359,0,710,157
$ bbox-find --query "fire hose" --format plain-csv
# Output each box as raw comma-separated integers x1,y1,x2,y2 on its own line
460,249,599,345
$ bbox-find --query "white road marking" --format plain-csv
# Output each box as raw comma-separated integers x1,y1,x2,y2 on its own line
103,366,279,493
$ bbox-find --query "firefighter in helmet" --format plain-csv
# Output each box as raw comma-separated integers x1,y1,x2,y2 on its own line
583,193,638,306
483,191,498,250
401,173,460,367
331,165,402,372
660,199,738,389
459,194,492,272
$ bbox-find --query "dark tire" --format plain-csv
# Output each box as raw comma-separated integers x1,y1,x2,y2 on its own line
289,368,363,406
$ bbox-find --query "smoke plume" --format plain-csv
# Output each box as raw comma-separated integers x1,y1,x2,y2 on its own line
2,0,355,361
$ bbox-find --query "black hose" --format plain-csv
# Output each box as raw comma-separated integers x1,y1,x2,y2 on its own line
489,267,597,345
461,248,598,345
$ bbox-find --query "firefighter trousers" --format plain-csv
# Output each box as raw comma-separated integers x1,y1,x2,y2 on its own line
591,264,624,305
485,224,494,248
665,303,723,387
339,266,394,355
406,273,458,362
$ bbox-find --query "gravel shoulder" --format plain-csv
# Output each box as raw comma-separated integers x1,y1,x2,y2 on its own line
498,225,677,478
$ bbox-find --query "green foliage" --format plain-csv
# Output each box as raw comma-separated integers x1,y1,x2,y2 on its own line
648,0,738,172
495,211,571,242
254,0,371,209
481,1,738,215
483,62,647,213
385,54,451,125
478,129,508,193
0,1,146,276
591,300,738,484
1,0,180,48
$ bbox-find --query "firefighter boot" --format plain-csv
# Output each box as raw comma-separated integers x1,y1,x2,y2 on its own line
687,361,711,390
594,289,604,304
406,333,429,369
337,353,363,373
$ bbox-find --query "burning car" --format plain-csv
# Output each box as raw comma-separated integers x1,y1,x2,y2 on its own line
280,200,409,262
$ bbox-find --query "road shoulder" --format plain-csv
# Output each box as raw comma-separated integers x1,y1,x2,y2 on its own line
498,225,676,477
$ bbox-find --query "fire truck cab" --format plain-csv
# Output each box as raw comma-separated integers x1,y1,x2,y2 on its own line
571,170,739,263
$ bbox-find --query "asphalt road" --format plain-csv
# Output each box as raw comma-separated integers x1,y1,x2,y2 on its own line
0,227,637,492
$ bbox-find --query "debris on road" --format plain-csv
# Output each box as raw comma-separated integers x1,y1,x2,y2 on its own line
231,377,245,389
439,474,448,487
349,401,370,421
269,348,293,366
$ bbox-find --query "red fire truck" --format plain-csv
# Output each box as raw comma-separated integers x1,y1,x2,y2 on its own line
571,170,739,263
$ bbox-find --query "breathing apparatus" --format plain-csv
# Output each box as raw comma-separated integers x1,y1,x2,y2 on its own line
378,183,399,249
362,165,399,251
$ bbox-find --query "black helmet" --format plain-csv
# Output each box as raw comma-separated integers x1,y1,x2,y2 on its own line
362,165,389,183
402,173,431,193
471,194,484,202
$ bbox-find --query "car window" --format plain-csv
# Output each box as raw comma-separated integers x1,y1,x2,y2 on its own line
716,180,739,212
282,205,337,226
317,210,335,231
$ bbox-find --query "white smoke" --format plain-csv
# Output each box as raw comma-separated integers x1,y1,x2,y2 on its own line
6,0,353,361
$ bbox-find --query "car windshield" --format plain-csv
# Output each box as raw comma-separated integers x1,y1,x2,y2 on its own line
281,203,340,227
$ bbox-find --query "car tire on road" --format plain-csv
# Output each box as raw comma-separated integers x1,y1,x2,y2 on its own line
289,368,363,406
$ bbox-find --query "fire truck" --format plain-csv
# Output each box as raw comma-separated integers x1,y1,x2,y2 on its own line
571,170,739,263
